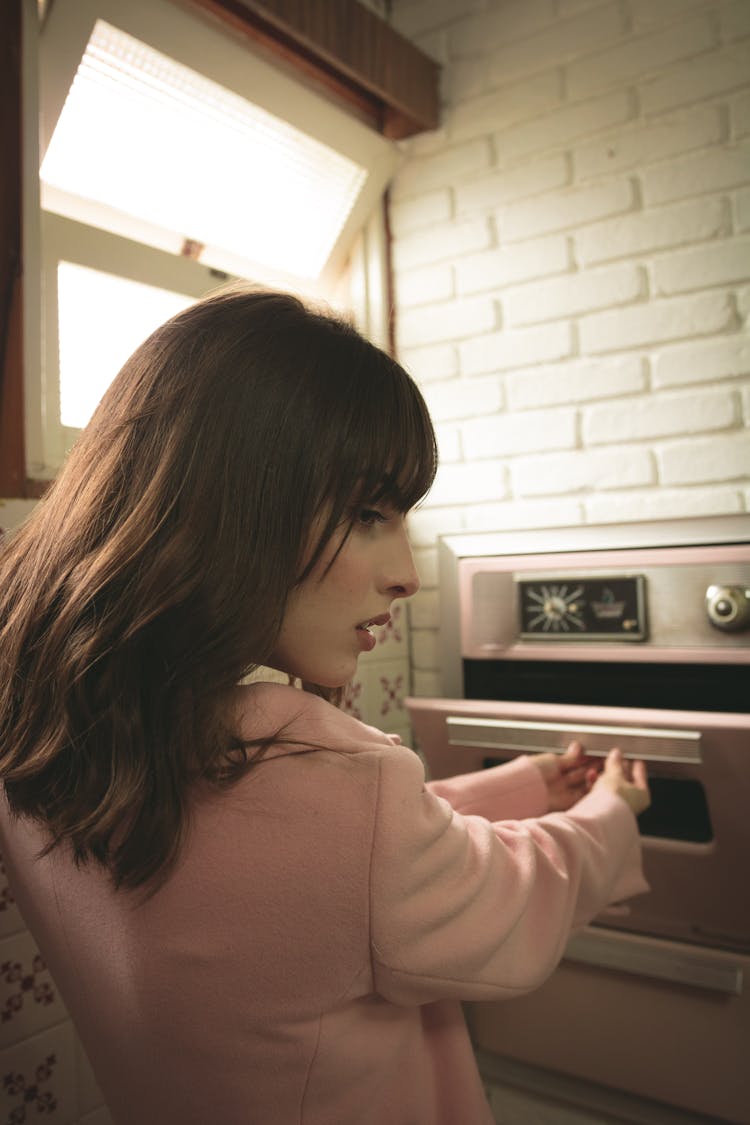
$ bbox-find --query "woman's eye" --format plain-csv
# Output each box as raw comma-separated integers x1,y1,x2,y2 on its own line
357,508,385,527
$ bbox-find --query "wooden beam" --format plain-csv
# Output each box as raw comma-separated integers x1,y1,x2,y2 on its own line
183,0,440,139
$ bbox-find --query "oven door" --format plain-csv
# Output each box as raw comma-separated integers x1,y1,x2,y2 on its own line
406,695,750,1123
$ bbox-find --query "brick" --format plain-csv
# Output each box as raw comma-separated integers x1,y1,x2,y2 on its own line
433,422,462,463
737,187,750,231
629,0,708,31
447,70,562,144
462,407,577,458
398,342,459,383
486,4,623,88
576,196,727,266
507,355,646,408
443,56,491,106
585,486,744,524
461,322,573,375
733,91,750,141
395,263,454,309
455,155,568,215
566,15,716,100
641,42,750,116
642,140,750,207
407,505,464,548
742,384,750,425
391,139,492,202
412,546,439,588
410,670,443,698
654,236,750,295
408,588,441,630
574,105,722,180
426,459,509,506
499,179,635,242
653,334,750,388
513,446,655,496
449,0,556,55
463,497,583,530
411,628,441,670
584,389,738,445
559,0,616,15
397,296,497,349
659,430,750,484
456,235,570,296
392,217,493,271
722,0,750,44
422,374,503,422
738,284,750,322
494,90,631,165
504,262,644,326
406,127,450,159
390,190,453,237
579,292,734,353
392,0,484,39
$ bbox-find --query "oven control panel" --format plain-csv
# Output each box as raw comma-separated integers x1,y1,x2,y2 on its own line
519,575,646,641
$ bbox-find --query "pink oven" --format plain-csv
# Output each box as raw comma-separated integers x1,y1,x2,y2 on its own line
407,514,750,1124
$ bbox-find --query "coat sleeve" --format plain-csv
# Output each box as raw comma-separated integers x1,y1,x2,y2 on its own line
426,755,548,821
369,744,648,1007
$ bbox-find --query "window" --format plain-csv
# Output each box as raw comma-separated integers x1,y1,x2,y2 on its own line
28,0,399,477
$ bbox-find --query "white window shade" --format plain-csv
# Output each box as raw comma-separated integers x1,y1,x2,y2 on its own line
41,20,368,281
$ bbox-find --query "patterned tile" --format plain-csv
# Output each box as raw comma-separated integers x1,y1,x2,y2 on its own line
0,854,25,941
359,602,408,659
0,932,66,1049
353,658,411,734
0,1022,77,1125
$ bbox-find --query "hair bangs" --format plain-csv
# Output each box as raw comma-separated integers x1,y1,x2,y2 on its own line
347,355,437,515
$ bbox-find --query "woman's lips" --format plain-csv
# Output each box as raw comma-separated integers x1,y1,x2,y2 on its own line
355,613,390,652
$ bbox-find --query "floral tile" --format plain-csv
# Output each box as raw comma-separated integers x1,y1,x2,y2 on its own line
0,854,25,941
351,659,411,734
358,601,408,659
0,932,66,1050
0,1022,77,1125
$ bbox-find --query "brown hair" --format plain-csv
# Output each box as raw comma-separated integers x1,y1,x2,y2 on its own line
0,286,436,890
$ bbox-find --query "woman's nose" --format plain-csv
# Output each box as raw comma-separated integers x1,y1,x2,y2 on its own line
382,522,420,600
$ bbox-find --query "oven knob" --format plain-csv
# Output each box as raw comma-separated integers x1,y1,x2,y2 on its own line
705,585,750,631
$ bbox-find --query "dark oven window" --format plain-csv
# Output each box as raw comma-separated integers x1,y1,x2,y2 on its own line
464,659,750,714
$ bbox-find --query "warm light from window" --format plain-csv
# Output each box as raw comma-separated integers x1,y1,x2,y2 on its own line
57,262,194,428
41,20,368,279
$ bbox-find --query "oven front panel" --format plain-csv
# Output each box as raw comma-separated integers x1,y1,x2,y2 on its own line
407,697,750,955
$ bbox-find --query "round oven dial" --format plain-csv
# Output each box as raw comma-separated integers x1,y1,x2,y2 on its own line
705,585,750,631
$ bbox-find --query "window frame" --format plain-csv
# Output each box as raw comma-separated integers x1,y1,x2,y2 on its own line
13,0,403,486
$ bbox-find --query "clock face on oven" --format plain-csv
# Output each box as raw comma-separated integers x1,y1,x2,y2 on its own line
518,575,647,640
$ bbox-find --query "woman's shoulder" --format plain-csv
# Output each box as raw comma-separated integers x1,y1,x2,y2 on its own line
229,681,401,758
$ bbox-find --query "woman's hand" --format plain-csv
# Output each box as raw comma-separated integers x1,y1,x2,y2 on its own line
532,741,595,812
591,747,651,816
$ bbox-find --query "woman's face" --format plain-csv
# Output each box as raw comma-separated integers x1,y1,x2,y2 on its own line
269,504,420,688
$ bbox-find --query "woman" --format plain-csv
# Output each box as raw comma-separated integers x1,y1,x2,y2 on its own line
0,286,649,1124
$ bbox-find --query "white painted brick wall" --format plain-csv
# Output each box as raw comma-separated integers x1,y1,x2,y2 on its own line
390,0,750,694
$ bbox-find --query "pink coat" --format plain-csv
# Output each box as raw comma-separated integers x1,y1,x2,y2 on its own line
0,682,647,1124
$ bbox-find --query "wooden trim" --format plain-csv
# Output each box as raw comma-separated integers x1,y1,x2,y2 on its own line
0,0,26,499
181,0,440,139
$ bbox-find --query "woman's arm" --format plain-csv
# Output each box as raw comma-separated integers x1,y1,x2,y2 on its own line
370,744,648,1007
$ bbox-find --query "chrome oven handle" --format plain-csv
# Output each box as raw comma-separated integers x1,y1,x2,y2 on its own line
445,716,702,765
565,930,743,996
